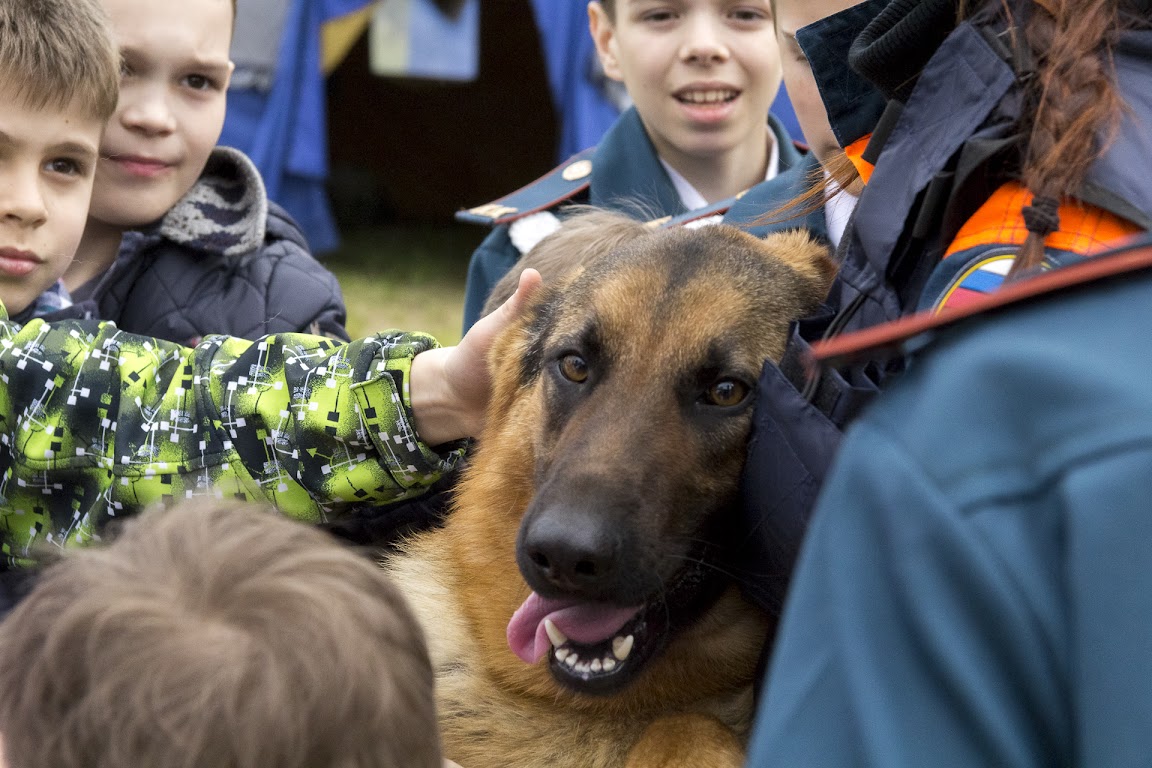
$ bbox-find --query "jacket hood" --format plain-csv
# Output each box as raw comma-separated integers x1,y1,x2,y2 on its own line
155,146,268,258
848,0,959,102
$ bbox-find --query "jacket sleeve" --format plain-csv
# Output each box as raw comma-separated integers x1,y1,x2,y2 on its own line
734,317,877,617
733,353,844,616
0,318,461,565
746,420,1067,768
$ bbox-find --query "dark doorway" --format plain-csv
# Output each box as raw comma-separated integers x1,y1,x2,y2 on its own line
327,0,559,227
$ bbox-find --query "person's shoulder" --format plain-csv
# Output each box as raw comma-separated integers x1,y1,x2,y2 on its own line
237,204,340,297
455,148,596,228
264,200,310,249
823,237,1152,512
737,157,831,239
813,235,1152,371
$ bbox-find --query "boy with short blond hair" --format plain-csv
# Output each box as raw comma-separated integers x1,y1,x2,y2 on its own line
0,500,443,768
0,0,119,120
0,0,540,616
0,0,119,323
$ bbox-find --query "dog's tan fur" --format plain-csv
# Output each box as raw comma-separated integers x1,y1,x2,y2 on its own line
388,212,835,768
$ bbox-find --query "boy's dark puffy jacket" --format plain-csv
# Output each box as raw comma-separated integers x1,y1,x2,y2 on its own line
56,147,349,345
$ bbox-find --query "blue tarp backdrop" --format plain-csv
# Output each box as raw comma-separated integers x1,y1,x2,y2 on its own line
223,0,804,251
222,0,373,254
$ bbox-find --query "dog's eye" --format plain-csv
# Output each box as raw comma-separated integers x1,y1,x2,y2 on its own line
558,354,589,383
705,379,749,407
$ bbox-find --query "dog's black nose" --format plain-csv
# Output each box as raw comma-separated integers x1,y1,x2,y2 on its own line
518,509,620,598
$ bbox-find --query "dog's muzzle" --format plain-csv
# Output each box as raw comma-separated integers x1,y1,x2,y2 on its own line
510,490,729,695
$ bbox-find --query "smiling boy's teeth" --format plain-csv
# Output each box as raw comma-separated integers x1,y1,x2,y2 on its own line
612,635,634,661
680,89,735,104
544,619,568,648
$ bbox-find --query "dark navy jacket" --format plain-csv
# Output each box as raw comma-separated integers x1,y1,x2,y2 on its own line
458,108,803,332
50,148,349,345
732,0,887,619
749,236,1152,768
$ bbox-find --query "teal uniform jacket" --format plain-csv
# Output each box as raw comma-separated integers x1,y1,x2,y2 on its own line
459,107,804,332
747,236,1152,767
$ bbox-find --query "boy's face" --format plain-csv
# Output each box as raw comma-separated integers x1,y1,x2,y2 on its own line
589,0,781,167
91,0,233,229
0,85,102,315
773,0,861,168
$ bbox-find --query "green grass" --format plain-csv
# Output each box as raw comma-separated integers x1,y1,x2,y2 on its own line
324,224,485,347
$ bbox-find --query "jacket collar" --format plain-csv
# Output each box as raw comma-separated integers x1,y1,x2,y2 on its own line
146,146,268,258
771,114,803,174
590,107,685,216
797,0,888,149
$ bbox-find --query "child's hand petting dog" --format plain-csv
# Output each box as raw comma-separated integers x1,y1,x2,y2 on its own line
410,268,542,446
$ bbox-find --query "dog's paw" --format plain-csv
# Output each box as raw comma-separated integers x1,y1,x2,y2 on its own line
622,714,743,768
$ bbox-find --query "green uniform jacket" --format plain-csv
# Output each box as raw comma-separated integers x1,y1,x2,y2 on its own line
0,312,462,567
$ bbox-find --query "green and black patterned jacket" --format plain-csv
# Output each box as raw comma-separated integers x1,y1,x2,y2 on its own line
0,312,462,568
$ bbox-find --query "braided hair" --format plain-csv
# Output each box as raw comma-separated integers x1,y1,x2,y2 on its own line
1008,0,1125,278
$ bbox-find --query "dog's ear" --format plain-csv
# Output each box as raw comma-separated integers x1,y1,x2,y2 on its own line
758,229,837,310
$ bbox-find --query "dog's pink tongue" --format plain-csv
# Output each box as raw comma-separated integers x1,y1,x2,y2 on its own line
507,592,642,664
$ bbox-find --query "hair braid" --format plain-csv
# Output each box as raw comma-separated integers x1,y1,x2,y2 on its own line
1009,0,1122,278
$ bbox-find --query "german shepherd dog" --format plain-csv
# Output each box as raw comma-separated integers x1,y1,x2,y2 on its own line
387,211,835,768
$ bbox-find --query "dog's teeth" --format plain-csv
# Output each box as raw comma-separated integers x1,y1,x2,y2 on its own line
565,654,579,668
544,619,568,649
576,661,591,674
612,635,634,661
554,647,570,662
602,657,617,672
591,658,602,672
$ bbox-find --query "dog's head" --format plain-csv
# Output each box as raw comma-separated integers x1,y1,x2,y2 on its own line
450,211,834,705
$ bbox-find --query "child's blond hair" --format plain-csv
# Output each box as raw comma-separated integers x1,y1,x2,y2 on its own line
0,0,119,121
0,500,442,768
